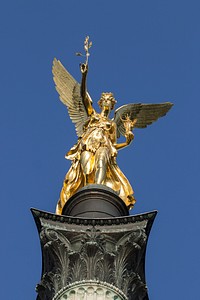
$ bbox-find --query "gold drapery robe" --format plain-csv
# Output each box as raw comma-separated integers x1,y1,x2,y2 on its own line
56,112,135,214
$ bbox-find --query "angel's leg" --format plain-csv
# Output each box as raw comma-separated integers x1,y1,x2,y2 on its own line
80,150,94,184
95,147,109,184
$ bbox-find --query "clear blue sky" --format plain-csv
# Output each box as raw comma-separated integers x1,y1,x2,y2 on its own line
1,1,200,299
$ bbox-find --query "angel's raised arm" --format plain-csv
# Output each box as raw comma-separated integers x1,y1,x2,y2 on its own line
52,58,93,137
80,63,93,116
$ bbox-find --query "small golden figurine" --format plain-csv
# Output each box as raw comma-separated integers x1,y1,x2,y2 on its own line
53,37,173,215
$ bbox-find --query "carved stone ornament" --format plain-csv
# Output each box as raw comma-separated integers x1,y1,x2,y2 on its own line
52,281,128,300
32,209,156,300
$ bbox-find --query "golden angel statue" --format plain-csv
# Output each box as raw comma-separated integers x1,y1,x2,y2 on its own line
53,37,173,215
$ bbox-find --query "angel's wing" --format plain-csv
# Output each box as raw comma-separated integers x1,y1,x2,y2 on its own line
52,58,90,137
114,102,173,138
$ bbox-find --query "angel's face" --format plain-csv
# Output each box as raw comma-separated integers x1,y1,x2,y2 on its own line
98,93,116,113
102,97,112,111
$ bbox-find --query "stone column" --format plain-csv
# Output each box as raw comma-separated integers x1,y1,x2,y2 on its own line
32,186,156,300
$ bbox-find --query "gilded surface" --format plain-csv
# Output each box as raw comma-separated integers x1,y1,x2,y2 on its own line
53,37,173,215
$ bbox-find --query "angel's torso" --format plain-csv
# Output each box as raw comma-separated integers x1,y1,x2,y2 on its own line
66,112,118,160
81,112,117,154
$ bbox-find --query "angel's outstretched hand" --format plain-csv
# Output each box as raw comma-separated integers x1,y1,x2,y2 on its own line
125,131,134,145
80,63,88,74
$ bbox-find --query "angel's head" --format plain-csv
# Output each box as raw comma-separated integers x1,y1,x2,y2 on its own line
98,92,117,112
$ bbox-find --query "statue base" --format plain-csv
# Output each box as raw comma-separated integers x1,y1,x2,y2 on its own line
32,208,157,300
62,184,129,218
32,184,157,300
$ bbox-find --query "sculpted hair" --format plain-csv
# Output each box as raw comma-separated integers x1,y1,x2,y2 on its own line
98,92,117,110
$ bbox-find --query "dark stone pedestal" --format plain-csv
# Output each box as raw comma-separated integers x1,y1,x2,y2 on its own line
62,185,129,218
32,208,157,300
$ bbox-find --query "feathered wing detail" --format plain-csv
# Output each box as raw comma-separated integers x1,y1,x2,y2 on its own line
114,102,173,138
52,58,90,137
